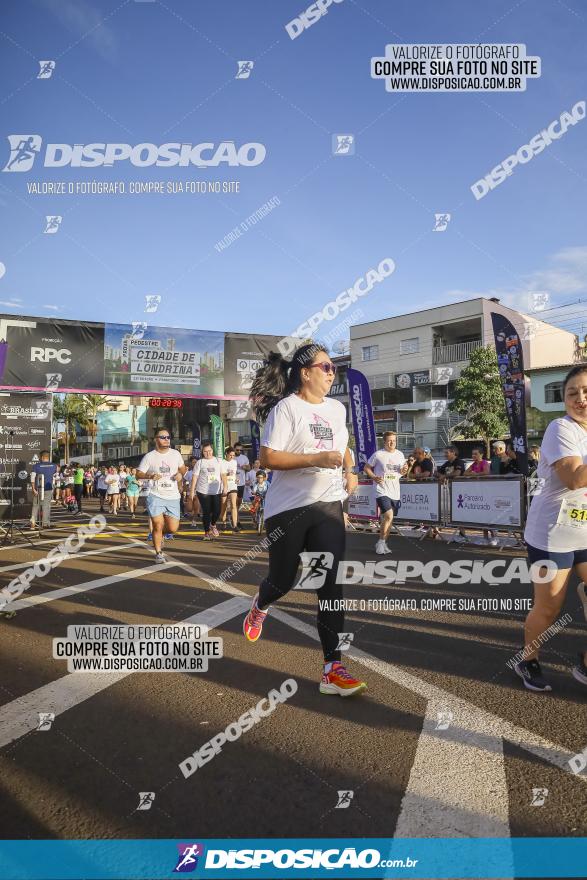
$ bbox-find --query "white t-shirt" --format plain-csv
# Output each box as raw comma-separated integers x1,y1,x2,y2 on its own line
235,453,250,487
105,474,119,495
524,416,587,552
192,457,222,495
97,473,108,492
261,394,348,520
367,449,406,501
221,459,238,493
118,472,127,488
138,449,185,500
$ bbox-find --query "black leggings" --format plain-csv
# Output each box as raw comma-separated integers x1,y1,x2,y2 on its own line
73,484,83,511
197,492,221,532
258,501,346,663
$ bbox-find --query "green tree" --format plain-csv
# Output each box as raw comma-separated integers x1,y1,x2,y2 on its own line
52,394,86,463
452,345,509,457
81,394,114,465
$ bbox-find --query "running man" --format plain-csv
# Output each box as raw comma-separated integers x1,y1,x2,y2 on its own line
363,432,408,555
136,428,186,562
243,343,366,696
515,364,587,692
30,450,57,529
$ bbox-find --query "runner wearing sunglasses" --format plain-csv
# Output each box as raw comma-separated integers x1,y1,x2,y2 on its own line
243,343,367,697
136,428,187,562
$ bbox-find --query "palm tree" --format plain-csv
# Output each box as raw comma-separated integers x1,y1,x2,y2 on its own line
53,394,85,463
81,394,114,465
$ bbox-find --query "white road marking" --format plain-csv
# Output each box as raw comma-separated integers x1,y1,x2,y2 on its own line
5,561,185,612
270,605,587,785
0,543,139,575
0,596,249,750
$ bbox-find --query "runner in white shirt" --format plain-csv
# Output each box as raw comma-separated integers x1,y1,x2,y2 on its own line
233,442,250,516
189,442,223,539
220,447,240,532
243,343,367,697
136,428,187,562
515,364,587,692
364,432,408,555
104,466,120,515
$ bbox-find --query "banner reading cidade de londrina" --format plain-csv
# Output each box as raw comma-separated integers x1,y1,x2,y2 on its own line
104,323,224,397
347,367,376,470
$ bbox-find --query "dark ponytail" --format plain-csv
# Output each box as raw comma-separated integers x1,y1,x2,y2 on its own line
249,342,328,422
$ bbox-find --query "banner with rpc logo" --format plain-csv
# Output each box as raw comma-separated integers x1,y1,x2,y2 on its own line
0,313,105,392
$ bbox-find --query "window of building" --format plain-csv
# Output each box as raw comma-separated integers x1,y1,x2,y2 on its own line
362,345,379,361
400,337,419,355
544,381,564,404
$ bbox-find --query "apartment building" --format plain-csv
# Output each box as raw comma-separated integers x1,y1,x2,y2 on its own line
350,297,579,454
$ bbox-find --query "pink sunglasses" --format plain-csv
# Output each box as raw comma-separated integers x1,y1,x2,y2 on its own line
307,362,336,375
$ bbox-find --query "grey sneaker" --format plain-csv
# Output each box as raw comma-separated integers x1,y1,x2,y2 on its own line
571,652,587,686
154,551,166,564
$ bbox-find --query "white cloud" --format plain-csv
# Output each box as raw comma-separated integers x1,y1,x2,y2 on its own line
42,304,60,311
0,301,23,307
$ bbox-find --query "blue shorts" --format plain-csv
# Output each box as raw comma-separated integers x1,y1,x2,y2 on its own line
526,543,587,570
146,494,181,520
376,497,401,515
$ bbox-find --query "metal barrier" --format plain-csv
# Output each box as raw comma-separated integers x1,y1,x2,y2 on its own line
348,475,527,534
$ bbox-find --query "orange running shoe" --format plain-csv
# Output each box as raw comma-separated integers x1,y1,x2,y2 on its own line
319,662,367,697
243,594,269,642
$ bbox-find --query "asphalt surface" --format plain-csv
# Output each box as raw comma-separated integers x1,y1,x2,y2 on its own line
0,499,586,866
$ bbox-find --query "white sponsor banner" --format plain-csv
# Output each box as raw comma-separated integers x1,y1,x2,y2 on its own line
450,478,523,527
397,481,441,523
347,478,378,519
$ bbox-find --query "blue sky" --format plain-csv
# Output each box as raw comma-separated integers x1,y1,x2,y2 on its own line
0,0,586,345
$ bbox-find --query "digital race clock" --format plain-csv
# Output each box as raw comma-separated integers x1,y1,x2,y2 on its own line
148,398,183,408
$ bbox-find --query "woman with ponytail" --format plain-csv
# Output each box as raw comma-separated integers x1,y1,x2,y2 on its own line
243,343,367,696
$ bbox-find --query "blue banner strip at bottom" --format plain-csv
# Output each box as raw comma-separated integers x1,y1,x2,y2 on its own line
0,838,586,879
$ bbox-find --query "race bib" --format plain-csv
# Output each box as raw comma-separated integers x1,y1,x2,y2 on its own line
557,497,587,529
207,470,218,484
159,479,173,490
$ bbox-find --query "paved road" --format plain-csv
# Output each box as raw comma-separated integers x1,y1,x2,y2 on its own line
0,500,586,853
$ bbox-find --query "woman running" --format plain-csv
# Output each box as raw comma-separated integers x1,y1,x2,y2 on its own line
105,466,120,515
126,467,140,519
516,364,587,692
221,447,240,532
243,343,366,696
189,441,223,540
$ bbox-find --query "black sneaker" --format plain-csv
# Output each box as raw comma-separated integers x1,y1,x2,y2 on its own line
571,652,587,686
515,659,552,692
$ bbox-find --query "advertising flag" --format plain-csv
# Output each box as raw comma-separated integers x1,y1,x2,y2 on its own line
347,367,376,470
491,311,529,476
210,414,224,458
